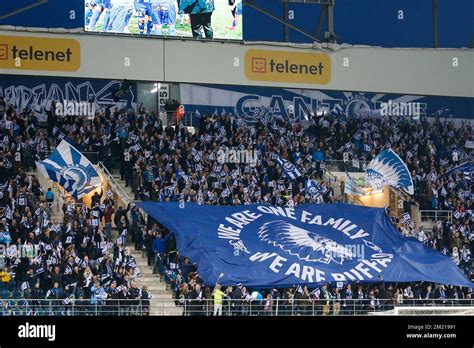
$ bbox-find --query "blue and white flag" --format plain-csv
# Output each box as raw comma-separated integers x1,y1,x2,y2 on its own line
366,149,414,195
276,157,301,180
36,140,101,199
344,172,365,196
446,161,472,177
305,180,320,197
137,202,473,288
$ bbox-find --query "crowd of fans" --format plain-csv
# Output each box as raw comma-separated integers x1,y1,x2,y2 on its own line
0,96,472,315
0,98,152,314
0,174,152,315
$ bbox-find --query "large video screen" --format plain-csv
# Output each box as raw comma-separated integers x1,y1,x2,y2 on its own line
85,0,243,40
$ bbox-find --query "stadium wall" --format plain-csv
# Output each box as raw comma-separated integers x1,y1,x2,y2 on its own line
179,84,474,122
0,74,137,117
0,30,472,99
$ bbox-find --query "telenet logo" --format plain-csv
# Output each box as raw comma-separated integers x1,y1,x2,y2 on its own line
245,49,331,84
0,35,80,72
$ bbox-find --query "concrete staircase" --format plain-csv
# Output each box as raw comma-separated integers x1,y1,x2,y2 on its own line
110,173,135,203
34,164,182,315
30,169,64,223
108,170,182,316
131,248,183,315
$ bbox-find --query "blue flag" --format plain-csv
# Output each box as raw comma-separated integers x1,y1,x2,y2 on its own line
36,140,101,199
137,202,473,288
446,161,472,177
276,157,301,180
305,180,320,197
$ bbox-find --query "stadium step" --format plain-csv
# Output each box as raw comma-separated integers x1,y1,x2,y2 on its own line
149,306,183,316
135,259,151,267
31,169,65,222
110,174,137,202
128,243,182,316
99,163,179,314
136,278,166,289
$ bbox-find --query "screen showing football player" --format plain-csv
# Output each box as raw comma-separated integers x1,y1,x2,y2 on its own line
85,1,112,31
106,0,135,33
179,0,215,39
227,0,241,31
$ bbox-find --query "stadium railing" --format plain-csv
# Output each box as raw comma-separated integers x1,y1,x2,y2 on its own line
325,160,369,173
1,298,472,316
419,210,453,225
97,161,131,205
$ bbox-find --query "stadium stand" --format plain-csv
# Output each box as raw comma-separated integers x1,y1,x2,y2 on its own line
0,0,472,321
0,101,471,315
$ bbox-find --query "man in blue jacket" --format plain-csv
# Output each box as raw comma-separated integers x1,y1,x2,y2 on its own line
152,231,170,274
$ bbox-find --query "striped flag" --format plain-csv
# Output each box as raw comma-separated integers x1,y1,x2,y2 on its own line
276,157,301,180
305,180,320,197
428,170,437,182
36,140,101,199
4,205,12,220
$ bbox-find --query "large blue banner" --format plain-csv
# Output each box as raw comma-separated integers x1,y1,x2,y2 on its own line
0,74,137,119
137,202,473,288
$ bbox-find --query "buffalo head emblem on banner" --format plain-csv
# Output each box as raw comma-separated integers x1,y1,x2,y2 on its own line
258,220,354,265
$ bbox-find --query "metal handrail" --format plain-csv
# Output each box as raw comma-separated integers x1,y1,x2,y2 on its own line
0,298,472,316
325,160,370,173
419,210,453,224
97,161,131,204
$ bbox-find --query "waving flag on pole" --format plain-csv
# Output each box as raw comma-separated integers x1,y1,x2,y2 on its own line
366,149,414,195
36,140,101,199
305,179,320,197
276,156,301,180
